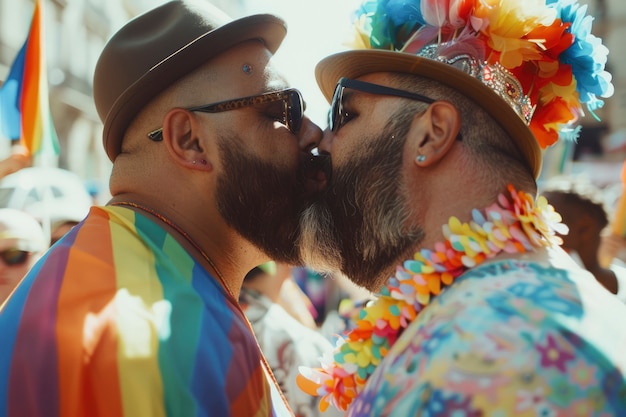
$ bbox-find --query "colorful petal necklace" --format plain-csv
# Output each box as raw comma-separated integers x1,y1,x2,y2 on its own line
297,185,566,412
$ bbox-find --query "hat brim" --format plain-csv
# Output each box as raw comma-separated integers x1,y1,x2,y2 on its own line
315,49,542,179
103,14,287,161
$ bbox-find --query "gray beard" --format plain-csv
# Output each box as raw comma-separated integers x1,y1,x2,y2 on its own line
298,119,423,292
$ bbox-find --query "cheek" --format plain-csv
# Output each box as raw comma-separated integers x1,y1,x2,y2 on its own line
253,124,301,155
329,110,389,165
264,141,300,171
2,267,29,283
327,133,362,170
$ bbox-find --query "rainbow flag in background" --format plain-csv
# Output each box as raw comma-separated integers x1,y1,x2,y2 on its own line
0,0,59,156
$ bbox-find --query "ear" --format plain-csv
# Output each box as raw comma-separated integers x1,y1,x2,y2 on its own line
409,101,461,167
161,108,213,170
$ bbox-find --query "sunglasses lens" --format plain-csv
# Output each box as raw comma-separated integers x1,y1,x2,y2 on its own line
288,91,303,133
330,84,342,132
2,249,30,266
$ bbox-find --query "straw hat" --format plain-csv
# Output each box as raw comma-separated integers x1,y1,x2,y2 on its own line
316,1,614,179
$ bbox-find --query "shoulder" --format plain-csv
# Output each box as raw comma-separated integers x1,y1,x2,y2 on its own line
350,255,626,415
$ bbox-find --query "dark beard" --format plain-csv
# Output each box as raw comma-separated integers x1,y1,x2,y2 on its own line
216,139,307,264
300,116,423,291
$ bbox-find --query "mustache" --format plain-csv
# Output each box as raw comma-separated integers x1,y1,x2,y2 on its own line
303,153,332,182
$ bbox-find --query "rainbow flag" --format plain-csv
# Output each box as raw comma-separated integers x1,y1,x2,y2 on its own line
0,0,59,156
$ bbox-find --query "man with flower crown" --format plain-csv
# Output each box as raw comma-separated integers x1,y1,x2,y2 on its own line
297,0,626,415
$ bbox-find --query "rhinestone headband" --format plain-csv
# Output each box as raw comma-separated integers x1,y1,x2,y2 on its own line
418,44,535,125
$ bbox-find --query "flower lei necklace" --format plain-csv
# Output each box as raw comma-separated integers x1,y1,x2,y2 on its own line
297,185,566,412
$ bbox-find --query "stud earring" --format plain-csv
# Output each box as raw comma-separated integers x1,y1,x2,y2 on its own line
192,160,197,165
200,159,207,165
416,155,426,163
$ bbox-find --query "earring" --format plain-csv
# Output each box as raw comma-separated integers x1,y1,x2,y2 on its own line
200,159,207,165
192,160,197,165
242,64,253,75
416,155,426,163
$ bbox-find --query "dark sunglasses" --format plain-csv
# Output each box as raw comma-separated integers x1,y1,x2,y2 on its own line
329,77,436,132
0,248,31,266
148,88,305,141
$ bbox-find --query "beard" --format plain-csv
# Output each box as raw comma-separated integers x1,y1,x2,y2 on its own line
216,138,307,264
299,115,423,292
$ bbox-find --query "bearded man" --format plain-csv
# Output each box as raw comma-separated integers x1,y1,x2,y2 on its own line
0,1,323,416
297,0,626,415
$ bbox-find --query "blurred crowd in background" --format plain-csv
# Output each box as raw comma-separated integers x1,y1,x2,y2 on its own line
1,0,626,415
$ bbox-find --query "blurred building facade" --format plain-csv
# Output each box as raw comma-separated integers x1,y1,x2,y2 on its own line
0,0,625,191
0,0,243,200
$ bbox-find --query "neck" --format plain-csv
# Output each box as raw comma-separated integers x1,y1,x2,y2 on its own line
407,165,520,252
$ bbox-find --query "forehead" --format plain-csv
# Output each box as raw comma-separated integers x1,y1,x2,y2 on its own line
196,40,289,98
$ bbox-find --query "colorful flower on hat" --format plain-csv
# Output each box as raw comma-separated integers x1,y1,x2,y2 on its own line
350,0,613,151
297,186,565,412
473,0,557,68
509,18,578,147
548,0,614,113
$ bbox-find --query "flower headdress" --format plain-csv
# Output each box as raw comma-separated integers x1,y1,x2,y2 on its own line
349,0,613,159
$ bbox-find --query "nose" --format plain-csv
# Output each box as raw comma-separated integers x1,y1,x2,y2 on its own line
317,127,335,155
297,116,323,153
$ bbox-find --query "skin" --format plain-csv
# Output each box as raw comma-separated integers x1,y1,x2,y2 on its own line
0,153,31,180
108,40,322,298
0,240,42,302
300,72,531,292
544,191,619,294
50,221,77,246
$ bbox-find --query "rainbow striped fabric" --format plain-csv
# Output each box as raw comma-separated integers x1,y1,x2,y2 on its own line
0,0,59,156
0,206,290,416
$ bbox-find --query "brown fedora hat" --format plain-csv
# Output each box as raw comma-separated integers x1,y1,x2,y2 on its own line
316,50,542,179
94,0,287,161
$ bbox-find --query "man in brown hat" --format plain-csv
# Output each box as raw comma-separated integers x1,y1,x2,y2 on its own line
0,1,322,416
296,0,626,415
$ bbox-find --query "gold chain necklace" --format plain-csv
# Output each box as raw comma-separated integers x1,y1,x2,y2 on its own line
109,201,292,412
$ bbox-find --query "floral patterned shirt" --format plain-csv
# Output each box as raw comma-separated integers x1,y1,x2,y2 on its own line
348,248,626,416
